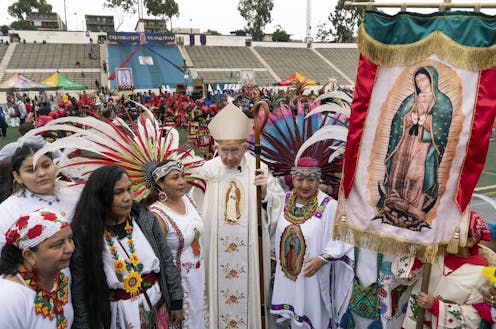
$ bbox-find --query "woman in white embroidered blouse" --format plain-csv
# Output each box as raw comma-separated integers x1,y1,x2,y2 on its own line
0,143,81,251
144,159,207,329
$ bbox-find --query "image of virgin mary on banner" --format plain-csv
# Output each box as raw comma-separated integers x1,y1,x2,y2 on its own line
334,10,496,263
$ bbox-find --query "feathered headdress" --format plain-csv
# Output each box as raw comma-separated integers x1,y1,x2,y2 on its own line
24,102,205,202
247,91,351,196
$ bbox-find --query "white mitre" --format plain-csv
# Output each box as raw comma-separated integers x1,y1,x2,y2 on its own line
208,103,253,145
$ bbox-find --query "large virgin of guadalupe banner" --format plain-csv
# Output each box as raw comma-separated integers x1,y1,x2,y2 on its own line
334,10,496,263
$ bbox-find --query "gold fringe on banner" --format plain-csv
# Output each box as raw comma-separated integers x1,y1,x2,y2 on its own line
333,221,447,264
357,24,496,72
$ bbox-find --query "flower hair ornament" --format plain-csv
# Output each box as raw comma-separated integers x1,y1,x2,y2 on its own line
6,208,71,329
6,207,69,249
24,101,205,202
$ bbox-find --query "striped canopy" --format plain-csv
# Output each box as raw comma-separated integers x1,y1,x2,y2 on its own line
41,72,87,90
0,73,54,91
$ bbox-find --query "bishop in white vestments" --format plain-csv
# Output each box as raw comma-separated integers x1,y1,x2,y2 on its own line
190,104,285,329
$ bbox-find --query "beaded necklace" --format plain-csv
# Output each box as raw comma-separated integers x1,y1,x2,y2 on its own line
284,190,319,225
18,266,69,329
104,218,144,297
29,192,60,206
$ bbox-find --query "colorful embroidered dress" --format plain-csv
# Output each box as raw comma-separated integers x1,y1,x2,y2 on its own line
345,248,412,329
392,254,492,329
149,196,207,329
271,191,353,329
102,218,166,329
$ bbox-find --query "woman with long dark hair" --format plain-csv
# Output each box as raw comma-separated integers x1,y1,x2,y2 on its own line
0,143,81,250
70,165,184,329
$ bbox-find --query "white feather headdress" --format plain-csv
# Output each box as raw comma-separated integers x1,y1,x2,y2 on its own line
24,103,205,202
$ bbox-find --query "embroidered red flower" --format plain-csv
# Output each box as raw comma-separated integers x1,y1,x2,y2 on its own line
16,216,30,230
41,212,58,221
27,225,44,239
6,229,20,245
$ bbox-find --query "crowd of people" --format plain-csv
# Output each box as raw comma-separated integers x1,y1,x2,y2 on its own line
0,82,495,329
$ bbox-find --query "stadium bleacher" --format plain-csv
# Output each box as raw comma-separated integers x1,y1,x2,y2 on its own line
254,46,352,85
315,47,358,84
185,46,264,69
7,44,100,70
0,44,8,63
0,31,359,90
195,70,275,86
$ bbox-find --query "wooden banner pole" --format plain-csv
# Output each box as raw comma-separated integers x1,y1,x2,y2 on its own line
415,262,432,329
252,101,270,329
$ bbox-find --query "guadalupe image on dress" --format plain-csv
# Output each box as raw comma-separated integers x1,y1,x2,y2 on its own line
374,65,454,231
224,180,242,224
279,225,306,281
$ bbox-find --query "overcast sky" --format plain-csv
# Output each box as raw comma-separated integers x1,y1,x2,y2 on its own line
0,0,494,40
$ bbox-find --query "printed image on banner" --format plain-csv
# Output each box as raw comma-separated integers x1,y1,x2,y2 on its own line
334,10,496,263
370,61,462,232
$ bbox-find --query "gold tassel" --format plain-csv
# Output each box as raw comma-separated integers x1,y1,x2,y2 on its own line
446,227,461,254
332,222,445,264
357,24,496,72
334,214,348,238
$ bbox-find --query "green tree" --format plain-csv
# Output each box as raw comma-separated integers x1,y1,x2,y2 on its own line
8,0,52,30
1,25,9,36
104,0,136,12
230,29,248,36
10,20,34,30
206,29,221,35
319,0,368,43
105,0,179,30
272,25,290,42
315,22,332,42
146,0,179,31
237,0,274,41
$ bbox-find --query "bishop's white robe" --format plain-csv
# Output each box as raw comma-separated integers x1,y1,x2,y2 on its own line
190,153,285,329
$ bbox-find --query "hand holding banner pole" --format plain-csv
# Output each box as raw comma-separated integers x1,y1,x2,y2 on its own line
416,263,432,329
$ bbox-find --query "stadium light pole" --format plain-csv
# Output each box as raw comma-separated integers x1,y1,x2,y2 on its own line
64,0,68,31
183,59,189,86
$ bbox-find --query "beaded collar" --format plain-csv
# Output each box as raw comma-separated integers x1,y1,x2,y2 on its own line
284,191,330,225
18,266,69,329
284,190,319,224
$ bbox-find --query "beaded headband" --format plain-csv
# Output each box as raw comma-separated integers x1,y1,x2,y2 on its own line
290,166,322,178
152,160,184,182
